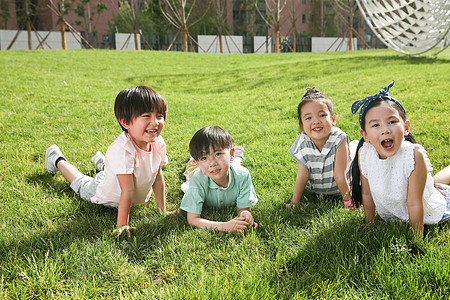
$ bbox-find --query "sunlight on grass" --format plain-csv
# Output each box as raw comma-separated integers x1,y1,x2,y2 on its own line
0,49,449,298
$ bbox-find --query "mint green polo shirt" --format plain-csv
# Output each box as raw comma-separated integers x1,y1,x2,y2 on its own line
180,164,258,215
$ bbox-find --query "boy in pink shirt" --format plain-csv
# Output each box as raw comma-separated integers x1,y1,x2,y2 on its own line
45,86,168,237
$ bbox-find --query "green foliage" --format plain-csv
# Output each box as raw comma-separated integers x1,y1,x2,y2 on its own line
0,0,10,29
144,0,171,36
309,0,337,37
110,0,168,36
68,0,108,47
0,49,449,298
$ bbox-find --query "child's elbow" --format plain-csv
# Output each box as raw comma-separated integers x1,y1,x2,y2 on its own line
186,213,199,226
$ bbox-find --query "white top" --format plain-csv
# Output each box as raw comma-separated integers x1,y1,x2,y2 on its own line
91,132,168,208
360,141,445,224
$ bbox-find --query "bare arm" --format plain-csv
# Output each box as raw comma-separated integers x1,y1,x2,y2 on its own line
359,153,375,224
186,212,249,234
434,165,450,185
407,147,427,237
116,174,135,234
152,166,166,212
334,138,352,206
287,162,309,209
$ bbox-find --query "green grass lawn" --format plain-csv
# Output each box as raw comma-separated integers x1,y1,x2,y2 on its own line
0,49,449,299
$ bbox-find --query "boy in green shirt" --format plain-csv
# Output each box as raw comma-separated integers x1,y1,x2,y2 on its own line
180,126,258,233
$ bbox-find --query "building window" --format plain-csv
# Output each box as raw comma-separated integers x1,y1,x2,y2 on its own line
302,14,306,24
302,0,306,4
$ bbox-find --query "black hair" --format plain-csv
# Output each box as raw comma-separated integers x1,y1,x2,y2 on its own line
114,86,168,131
297,88,334,128
351,98,416,206
189,126,234,161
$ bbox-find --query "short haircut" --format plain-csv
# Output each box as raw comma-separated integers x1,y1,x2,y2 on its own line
114,86,168,131
297,88,334,126
189,126,234,161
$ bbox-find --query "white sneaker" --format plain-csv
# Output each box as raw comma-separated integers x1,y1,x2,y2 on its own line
91,151,105,171
45,145,66,175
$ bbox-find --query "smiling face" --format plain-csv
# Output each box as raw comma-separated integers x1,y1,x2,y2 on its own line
300,100,337,150
361,101,410,159
194,145,235,188
120,110,165,151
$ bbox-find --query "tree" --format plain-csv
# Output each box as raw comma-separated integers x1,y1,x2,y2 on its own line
286,0,299,52
48,0,93,49
47,0,69,49
212,0,228,53
159,0,209,52
309,0,337,37
8,0,41,50
70,0,108,47
145,0,171,37
331,0,366,50
254,0,287,53
112,1,141,50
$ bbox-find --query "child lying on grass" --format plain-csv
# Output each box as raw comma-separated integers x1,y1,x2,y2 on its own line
179,126,258,234
287,87,354,209
45,86,169,237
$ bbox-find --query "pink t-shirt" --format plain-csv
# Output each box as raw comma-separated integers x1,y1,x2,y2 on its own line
91,132,167,208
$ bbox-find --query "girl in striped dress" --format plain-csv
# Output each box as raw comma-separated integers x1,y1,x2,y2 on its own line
287,88,353,209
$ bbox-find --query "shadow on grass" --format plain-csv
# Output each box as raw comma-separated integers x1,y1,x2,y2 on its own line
4,170,448,297
247,192,450,297
0,172,190,264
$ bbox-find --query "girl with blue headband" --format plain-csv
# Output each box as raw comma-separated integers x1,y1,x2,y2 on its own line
351,81,450,236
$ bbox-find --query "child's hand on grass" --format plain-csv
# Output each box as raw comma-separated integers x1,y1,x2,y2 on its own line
285,203,298,210
166,208,180,215
223,217,250,234
113,225,136,238
343,198,354,209
239,210,258,229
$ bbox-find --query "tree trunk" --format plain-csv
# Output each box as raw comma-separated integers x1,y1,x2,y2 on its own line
293,31,296,52
348,27,353,51
60,0,67,50
134,29,139,50
26,15,32,50
182,28,188,52
320,0,324,37
219,30,223,54
60,19,67,50
349,13,353,51
275,29,280,53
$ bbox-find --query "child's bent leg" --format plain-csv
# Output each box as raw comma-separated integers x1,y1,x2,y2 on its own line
57,160,84,183
434,165,450,185
45,145,67,175
45,144,83,182
70,172,104,202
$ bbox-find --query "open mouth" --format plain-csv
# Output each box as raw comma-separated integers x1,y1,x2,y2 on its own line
146,129,158,134
312,127,322,132
381,139,394,150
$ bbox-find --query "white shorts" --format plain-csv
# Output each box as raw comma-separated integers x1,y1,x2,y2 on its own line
70,171,105,203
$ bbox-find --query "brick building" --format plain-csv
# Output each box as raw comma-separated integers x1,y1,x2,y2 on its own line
1,0,313,50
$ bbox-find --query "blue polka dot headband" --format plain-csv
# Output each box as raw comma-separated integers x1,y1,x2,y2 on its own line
351,80,406,127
